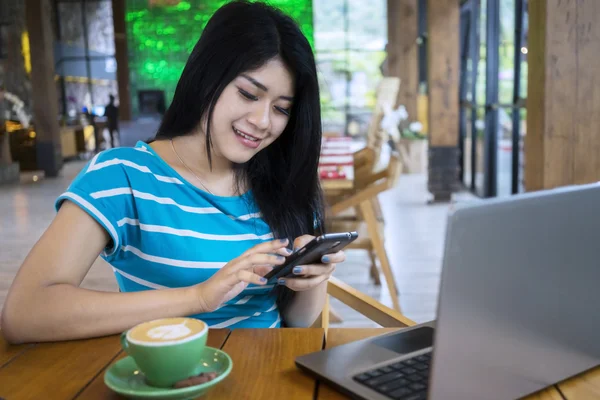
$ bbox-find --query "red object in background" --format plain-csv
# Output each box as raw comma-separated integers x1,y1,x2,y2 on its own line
320,169,347,180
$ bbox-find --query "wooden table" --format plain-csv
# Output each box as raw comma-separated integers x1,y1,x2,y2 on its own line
320,137,354,191
1,328,599,399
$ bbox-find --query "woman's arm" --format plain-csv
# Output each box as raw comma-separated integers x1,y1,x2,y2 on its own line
281,281,328,327
0,201,207,344
278,235,345,327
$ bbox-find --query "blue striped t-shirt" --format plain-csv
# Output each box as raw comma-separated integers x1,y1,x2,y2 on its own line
55,140,281,329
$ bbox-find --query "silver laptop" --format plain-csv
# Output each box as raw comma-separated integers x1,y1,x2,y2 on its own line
296,183,600,400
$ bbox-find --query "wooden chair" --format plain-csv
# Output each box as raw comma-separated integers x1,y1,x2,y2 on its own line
312,277,416,335
325,151,403,312
325,125,392,224
352,77,401,180
353,112,387,183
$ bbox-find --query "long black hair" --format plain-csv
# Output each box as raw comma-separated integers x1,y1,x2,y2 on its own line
154,1,325,324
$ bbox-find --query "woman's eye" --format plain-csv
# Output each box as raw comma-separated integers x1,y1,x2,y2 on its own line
275,106,290,116
238,89,258,101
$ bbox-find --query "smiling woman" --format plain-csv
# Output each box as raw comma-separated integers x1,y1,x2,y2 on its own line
0,1,346,345
207,60,295,157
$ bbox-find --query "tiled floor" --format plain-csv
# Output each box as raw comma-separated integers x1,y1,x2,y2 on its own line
0,151,477,328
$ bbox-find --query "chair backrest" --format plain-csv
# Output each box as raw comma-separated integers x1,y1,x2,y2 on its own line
365,111,385,150
385,150,403,189
364,77,401,169
374,77,401,113
355,149,402,190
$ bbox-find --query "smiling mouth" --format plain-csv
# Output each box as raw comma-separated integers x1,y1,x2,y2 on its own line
233,127,261,142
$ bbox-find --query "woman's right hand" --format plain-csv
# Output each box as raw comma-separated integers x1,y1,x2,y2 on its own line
196,238,291,312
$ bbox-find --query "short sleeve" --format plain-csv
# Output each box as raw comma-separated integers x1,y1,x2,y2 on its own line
55,150,133,258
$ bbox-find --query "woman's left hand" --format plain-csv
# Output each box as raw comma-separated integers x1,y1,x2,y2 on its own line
277,235,346,291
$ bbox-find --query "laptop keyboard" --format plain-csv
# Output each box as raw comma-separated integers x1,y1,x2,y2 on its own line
352,352,431,400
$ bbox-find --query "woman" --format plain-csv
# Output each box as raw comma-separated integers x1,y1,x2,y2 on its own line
1,1,345,344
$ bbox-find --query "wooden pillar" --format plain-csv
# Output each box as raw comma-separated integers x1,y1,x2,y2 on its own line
525,0,600,191
387,0,419,120
25,0,62,177
112,0,132,121
426,0,460,201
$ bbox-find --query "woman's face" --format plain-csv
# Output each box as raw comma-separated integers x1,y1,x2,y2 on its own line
208,57,295,164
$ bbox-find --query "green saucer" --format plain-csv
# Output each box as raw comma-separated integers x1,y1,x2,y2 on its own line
104,346,232,400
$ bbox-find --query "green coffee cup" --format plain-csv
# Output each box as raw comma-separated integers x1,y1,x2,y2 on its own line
120,317,208,388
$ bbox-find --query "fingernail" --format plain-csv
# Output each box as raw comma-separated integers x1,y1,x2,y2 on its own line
283,248,293,255
322,256,330,263
278,278,286,285
260,277,267,283
277,255,286,261
278,238,288,244
293,266,302,274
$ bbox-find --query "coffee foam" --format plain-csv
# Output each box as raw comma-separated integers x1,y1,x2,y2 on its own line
127,318,206,346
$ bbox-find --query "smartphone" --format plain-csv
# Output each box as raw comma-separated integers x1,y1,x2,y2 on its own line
264,232,358,281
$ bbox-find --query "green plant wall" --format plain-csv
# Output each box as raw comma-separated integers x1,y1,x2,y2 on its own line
126,0,314,115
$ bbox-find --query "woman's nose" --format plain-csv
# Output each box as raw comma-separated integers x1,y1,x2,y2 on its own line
248,102,271,131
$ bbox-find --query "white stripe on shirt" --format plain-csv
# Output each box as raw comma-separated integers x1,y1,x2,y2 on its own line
87,158,182,184
234,295,254,305
269,314,282,328
236,212,262,221
91,188,223,215
209,316,252,329
59,192,120,253
86,153,101,171
134,146,154,155
121,245,226,269
116,218,273,241
112,267,168,290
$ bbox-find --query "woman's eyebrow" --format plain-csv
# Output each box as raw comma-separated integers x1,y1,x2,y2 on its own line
240,74,294,101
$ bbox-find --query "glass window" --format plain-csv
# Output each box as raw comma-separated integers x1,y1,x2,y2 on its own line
347,0,386,50
518,107,527,193
498,0,515,105
476,0,487,106
520,3,529,99
463,107,474,188
496,108,513,197
313,0,346,51
314,0,386,136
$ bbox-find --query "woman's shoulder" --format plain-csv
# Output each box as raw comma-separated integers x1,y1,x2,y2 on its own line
83,142,171,180
90,141,156,166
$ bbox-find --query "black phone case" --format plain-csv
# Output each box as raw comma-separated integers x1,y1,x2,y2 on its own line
264,232,358,281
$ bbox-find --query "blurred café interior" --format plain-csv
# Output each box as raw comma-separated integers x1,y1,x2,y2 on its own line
1,0,600,350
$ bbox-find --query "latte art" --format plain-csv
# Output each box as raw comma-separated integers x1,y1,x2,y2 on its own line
127,318,207,345
147,321,191,340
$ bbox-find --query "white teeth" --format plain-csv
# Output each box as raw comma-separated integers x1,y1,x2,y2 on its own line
234,128,259,142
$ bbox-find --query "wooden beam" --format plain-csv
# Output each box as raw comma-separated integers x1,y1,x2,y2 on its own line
25,0,62,177
524,0,547,191
387,0,419,120
574,0,600,186
426,0,460,201
427,0,460,147
525,0,600,191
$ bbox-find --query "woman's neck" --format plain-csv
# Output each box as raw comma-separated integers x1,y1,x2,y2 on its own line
152,134,245,197
172,134,233,178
